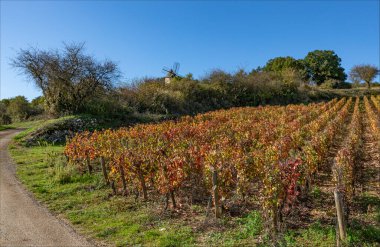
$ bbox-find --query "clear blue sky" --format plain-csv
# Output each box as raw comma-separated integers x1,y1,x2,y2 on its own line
1,0,379,100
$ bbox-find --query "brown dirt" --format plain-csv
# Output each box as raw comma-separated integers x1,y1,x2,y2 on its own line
350,105,380,225
286,103,354,228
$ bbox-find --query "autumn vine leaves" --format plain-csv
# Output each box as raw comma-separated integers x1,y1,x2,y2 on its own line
64,96,380,233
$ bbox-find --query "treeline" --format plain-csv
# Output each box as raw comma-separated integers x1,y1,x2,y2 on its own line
5,43,379,123
0,96,44,124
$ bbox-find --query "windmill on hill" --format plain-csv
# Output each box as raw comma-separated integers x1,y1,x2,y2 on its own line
162,62,181,84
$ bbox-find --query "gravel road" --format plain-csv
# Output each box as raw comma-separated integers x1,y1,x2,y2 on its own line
0,129,93,247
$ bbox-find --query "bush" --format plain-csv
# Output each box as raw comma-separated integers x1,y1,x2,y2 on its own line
319,79,341,89
81,91,132,119
121,78,232,115
0,103,12,125
30,96,45,115
0,114,12,125
131,80,185,114
231,70,303,106
0,96,46,124
6,96,31,122
119,70,308,116
337,81,352,89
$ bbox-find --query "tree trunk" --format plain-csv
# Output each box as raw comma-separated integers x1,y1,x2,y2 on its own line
366,80,371,89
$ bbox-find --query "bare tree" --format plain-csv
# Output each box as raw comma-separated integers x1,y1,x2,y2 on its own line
11,43,120,115
349,72,361,87
349,64,379,89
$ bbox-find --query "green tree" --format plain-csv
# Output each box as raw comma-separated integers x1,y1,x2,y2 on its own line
6,96,31,122
319,79,342,89
185,73,194,80
30,96,45,115
231,69,248,85
349,64,379,89
203,69,232,84
304,50,346,85
263,56,307,80
1,99,10,108
0,102,12,124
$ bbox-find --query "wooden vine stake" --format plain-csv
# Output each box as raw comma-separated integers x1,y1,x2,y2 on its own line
333,165,346,246
86,156,93,174
212,169,221,218
334,189,346,245
136,165,148,200
100,157,109,185
118,164,127,195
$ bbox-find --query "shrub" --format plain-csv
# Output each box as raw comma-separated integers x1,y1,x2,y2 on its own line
319,79,341,89
0,114,12,125
81,91,132,119
0,102,12,124
30,96,45,115
6,96,31,122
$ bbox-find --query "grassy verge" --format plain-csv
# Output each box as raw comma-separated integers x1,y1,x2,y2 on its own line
6,119,50,129
5,116,76,141
0,125,14,131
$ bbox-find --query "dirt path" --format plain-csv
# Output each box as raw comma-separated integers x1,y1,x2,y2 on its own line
0,129,93,247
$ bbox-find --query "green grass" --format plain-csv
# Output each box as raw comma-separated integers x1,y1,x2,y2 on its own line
7,116,76,142
0,125,14,131
204,211,265,246
9,142,380,246
282,221,379,247
6,119,48,129
282,222,336,247
10,144,195,247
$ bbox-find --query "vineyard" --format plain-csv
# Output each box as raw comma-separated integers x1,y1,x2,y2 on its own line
64,96,380,242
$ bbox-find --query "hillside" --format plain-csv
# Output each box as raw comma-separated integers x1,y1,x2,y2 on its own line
8,95,380,246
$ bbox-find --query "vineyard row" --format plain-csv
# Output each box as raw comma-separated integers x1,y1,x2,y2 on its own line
64,96,379,232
